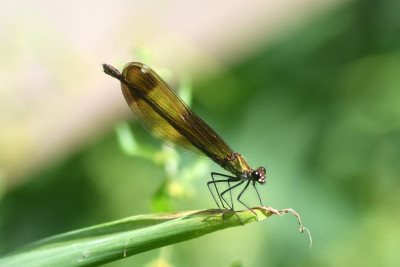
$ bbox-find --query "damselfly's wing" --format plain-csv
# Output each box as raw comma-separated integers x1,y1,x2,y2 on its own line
115,62,233,166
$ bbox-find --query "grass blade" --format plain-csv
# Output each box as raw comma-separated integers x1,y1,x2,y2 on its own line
0,208,273,266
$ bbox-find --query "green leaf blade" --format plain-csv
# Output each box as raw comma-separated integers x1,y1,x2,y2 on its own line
0,209,272,266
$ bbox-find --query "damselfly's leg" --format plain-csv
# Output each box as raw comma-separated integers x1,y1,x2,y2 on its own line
238,180,258,220
220,180,246,224
207,176,236,218
207,180,224,213
227,180,233,211
252,181,264,207
220,180,244,210
210,172,235,209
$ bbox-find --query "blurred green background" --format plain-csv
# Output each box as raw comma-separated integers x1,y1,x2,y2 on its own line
1,0,400,266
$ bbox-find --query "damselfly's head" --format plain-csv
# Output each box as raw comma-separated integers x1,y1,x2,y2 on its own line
253,167,266,184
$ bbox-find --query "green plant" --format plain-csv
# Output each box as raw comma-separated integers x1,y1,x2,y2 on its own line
0,208,274,266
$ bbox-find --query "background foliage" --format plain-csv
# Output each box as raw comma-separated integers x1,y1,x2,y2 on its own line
1,0,400,266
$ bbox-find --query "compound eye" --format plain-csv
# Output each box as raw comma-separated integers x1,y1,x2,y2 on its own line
254,171,259,177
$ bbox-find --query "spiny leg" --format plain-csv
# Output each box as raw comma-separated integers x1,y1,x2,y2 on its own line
211,172,235,209
253,181,264,207
210,172,224,209
220,180,244,210
207,178,236,219
228,180,233,211
220,180,245,224
207,180,223,214
238,180,258,220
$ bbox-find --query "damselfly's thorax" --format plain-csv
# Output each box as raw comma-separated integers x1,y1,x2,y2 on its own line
224,152,266,184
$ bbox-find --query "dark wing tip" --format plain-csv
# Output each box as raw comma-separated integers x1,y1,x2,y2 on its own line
103,63,122,81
